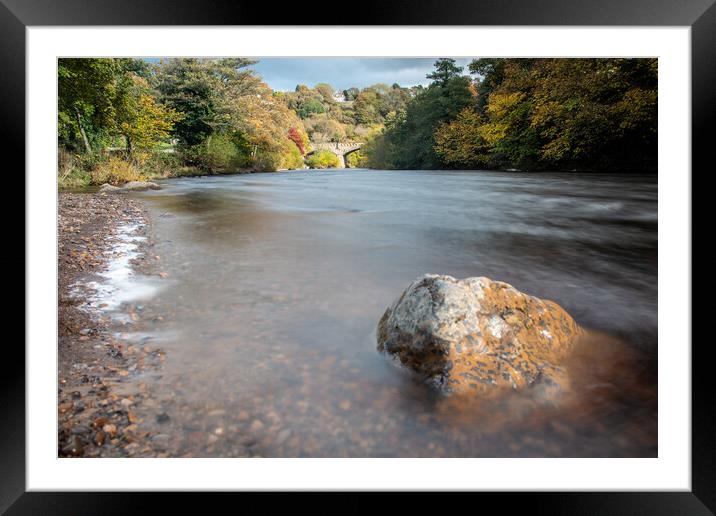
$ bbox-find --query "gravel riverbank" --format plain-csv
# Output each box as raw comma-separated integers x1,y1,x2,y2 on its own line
58,192,169,457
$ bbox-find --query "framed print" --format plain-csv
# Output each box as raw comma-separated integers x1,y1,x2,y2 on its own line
7,0,712,512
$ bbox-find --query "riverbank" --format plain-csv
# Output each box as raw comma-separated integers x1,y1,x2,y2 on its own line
58,192,170,457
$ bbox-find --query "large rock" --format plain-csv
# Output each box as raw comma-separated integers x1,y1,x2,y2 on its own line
122,181,161,191
377,274,583,395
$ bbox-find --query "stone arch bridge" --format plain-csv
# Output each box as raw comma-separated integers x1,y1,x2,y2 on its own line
307,142,363,169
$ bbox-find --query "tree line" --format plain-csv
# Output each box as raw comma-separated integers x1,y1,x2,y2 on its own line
58,57,657,187
364,58,657,172
58,57,420,186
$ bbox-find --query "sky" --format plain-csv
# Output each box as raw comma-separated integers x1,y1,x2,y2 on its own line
247,58,475,92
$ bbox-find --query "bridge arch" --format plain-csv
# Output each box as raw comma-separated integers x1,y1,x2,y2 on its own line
307,141,363,169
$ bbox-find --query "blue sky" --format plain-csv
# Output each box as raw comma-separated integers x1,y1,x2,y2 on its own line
248,58,474,92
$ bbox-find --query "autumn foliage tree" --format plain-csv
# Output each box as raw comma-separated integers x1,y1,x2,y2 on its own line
117,76,184,157
288,127,307,155
434,108,490,169
373,57,658,172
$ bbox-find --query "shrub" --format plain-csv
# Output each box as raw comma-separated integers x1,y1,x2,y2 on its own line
57,149,92,188
202,134,240,171
58,168,92,189
346,150,366,168
252,140,307,172
90,156,145,185
253,151,283,172
183,134,252,173
280,144,305,170
305,150,340,169
135,151,183,180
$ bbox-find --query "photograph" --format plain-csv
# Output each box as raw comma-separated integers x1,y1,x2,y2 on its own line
56,56,659,459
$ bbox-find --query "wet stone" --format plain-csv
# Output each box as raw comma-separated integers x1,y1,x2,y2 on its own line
61,435,85,457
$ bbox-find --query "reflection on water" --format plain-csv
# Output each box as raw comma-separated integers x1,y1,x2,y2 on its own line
128,169,656,457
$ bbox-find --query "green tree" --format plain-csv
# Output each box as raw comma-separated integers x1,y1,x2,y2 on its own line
153,58,258,147
468,58,507,109
58,58,120,152
343,87,360,101
365,59,474,169
426,58,464,87
296,97,326,118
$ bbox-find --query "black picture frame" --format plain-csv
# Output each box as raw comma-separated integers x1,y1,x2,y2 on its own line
5,0,710,512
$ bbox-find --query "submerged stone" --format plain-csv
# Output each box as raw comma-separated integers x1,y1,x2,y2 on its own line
377,274,583,395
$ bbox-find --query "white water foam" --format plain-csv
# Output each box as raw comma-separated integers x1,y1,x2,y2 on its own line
70,223,163,320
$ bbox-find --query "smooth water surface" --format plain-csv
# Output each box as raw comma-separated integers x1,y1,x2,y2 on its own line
128,169,657,457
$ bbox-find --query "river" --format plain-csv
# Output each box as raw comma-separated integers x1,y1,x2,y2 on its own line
117,169,657,457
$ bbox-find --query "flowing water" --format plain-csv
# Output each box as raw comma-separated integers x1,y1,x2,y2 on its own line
116,169,657,457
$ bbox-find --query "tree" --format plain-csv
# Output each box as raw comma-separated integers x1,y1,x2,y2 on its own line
468,58,507,109
314,83,335,103
58,58,120,152
343,87,359,101
364,59,474,169
117,76,184,156
220,82,309,171
353,90,381,124
527,58,657,170
303,115,346,143
434,108,490,168
426,58,464,87
153,58,258,146
288,127,308,155
296,97,326,119
454,57,658,171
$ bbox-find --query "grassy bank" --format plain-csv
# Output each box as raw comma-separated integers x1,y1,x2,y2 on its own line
57,148,274,189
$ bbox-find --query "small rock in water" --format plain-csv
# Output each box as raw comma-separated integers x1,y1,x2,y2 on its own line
151,434,171,451
377,274,583,396
276,428,292,445
102,424,117,437
61,435,84,457
124,442,140,453
156,412,170,424
71,425,91,435
94,430,107,446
